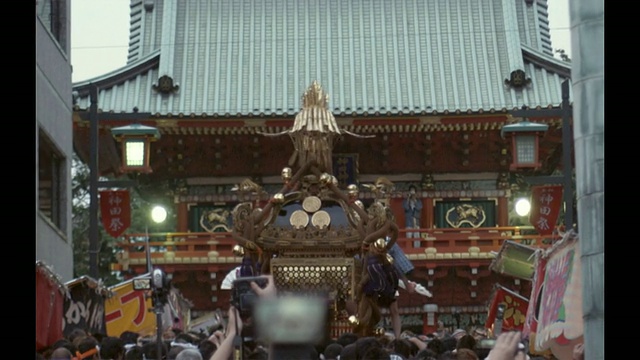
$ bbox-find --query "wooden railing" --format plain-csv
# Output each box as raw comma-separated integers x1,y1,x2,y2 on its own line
113,226,557,269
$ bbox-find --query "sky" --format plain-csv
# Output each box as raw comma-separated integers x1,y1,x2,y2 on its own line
70,0,572,83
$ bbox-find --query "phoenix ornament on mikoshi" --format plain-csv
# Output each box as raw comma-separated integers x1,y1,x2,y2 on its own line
262,81,372,172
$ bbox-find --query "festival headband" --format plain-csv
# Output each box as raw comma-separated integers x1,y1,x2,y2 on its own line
73,346,99,360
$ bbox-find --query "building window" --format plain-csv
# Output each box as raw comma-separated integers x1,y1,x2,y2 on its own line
39,129,66,230
36,0,67,50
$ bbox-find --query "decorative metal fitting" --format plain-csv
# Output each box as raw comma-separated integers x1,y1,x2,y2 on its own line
347,184,359,197
386,253,395,265
319,173,332,185
281,167,292,183
374,238,386,250
232,245,245,257
271,193,285,204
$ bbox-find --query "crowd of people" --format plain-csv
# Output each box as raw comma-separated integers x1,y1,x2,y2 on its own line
35,274,584,360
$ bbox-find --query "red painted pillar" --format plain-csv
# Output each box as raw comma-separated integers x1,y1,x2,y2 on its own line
389,197,404,226
177,201,189,232
422,304,439,335
423,197,434,229
497,197,509,226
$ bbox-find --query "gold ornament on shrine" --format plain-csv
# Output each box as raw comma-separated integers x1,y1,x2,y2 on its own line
281,167,292,183
386,253,394,265
272,193,285,204
374,238,387,251
347,184,359,198
302,196,322,213
232,245,245,257
290,210,310,228
311,210,331,228
259,81,372,172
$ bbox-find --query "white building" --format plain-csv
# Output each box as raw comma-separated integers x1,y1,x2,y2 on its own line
36,0,74,281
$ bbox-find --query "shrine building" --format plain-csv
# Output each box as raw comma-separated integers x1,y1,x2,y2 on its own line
72,0,572,334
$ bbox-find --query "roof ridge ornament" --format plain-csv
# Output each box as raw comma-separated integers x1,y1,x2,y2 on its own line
153,75,180,95
504,69,532,88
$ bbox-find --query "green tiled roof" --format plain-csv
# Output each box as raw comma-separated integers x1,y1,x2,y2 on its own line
74,0,570,117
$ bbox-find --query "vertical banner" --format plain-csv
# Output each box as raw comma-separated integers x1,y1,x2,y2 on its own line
523,252,551,356
105,279,156,337
63,279,107,337
485,285,529,332
100,190,131,238
168,289,192,331
529,185,563,235
332,153,358,188
534,233,583,359
36,263,66,351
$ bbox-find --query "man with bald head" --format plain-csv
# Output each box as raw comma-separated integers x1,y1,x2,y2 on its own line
176,348,203,360
50,347,73,359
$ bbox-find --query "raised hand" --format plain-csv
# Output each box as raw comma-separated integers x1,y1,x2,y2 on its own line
250,275,277,298
224,306,243,338
486,331,527,360
573,343,584,360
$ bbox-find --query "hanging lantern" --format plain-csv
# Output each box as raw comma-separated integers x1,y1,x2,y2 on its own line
111,123,160,173
500,121,548,170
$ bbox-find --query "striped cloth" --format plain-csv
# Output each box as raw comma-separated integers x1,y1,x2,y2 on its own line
387,240,414,275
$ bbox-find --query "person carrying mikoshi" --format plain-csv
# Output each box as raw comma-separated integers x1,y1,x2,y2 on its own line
359,238,416,340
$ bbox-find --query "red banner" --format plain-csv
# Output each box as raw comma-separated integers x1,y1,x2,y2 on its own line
522,253,547,340
485,285,529,333
36,263,65,351
100,190,131,238
529,185,563,235
521,252,555,356
534,234,583,356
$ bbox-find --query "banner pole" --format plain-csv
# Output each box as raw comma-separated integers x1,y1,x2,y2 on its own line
146,224,164,358
145,225,153,274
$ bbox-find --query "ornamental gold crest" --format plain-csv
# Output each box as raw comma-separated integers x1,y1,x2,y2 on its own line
200,208,231,232
445,204,486,228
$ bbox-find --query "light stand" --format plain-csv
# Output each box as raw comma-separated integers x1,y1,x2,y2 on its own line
508,79,574,230
152,268,168,360
85,84,151,278
149,206,168,359
132,228,169,360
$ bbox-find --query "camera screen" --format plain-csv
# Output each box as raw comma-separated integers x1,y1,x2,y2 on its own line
254,296,327,344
